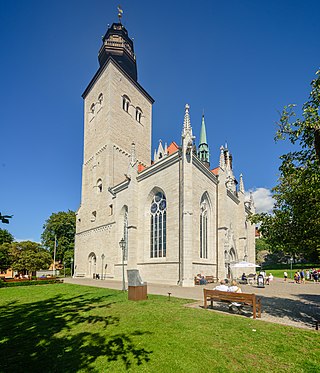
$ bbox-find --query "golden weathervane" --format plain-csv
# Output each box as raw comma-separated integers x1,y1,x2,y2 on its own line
118,5,123,23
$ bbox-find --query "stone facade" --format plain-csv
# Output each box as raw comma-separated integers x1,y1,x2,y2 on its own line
74,22,255,286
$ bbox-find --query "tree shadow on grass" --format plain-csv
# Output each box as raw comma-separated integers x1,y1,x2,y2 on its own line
0,292,152,372
258,293,320,328
202,293,319,329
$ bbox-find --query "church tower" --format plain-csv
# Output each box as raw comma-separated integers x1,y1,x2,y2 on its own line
75,15,154,273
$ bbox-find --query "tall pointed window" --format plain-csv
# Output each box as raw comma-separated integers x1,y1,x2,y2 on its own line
123,209,128,260
200,195,208,258
150,191,167,258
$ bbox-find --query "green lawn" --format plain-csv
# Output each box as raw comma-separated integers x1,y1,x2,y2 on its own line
263,265,318,279
0,284,319,372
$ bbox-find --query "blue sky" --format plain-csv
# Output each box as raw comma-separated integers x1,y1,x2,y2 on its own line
1,0,319,242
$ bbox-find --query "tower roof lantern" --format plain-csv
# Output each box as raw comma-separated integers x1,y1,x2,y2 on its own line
98,22,137,81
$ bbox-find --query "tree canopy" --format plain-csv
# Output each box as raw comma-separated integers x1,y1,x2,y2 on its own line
41,210,76,263
0,228,14,245
0,243,13,272
251,70,320,261
0,229,14,271
9,241,52,276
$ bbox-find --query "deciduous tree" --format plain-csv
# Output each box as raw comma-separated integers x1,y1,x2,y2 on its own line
0,228,14,245
10,241,52,276
251,70,320,261
0,243,13,272
41,210,76,262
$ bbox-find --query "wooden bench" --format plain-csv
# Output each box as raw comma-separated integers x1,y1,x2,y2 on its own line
195,276,218,285
203,289,262,319
205,276,217,284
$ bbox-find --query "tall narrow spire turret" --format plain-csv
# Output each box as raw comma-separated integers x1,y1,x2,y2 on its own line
239,173,244,194
182,104,192,137
198,114,210,167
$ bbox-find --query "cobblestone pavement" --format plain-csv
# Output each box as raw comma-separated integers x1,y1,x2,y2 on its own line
64,277,320,330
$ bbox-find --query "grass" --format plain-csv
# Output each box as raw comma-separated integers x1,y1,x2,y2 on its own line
260,263,319,279
263,265,319,279
0,284,319,372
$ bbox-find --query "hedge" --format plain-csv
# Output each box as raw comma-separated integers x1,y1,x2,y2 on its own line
0,279,63,288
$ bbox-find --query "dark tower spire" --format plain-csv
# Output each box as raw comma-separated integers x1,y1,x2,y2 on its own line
98,18,137,81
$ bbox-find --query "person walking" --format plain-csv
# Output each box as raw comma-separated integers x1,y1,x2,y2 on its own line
300,270,305,284
284,271,288,281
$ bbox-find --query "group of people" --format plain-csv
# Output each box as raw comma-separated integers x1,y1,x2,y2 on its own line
291,268,319,283
14,274,29,279
214,279,241,293
214,279,243,312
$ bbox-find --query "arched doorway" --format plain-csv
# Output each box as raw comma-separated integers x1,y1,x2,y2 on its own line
88,252,96,278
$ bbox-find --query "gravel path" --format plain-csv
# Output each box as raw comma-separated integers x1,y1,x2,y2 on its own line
64,277,320,330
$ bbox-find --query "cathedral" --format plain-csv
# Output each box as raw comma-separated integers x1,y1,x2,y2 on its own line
74,18,256,286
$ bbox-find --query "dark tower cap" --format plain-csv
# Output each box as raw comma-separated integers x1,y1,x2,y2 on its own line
98,23,137,81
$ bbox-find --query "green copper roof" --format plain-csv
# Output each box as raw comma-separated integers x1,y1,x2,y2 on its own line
198,114,210,163
199,114,207,145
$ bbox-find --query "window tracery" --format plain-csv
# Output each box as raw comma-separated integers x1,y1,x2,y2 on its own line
200,195,208,259
150,192,167,258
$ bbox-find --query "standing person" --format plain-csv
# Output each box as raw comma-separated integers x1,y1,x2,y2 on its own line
300,270,305,284
306,269,310,281
284,271,288,281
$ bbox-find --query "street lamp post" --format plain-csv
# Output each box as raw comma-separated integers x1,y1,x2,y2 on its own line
71,257,74,277
101,253,105,280
63,261,66,277
290,257,293,279
119,238,126,291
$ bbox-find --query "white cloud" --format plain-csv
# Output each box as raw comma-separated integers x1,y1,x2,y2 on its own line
15,238,39,243
246,188,275,214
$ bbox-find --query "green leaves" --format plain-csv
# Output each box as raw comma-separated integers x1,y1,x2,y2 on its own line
251,70,320,261
0,228,14,245
6,241,52,275
41,210,76,263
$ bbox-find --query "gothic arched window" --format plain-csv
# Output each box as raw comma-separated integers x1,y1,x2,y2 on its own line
230,248,236,262
96,179,103,193
122,95,130,112
150,191,167,258
200,195,208,259
135,107,142,123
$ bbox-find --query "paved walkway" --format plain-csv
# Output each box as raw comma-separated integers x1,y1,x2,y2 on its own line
64,277,320,331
